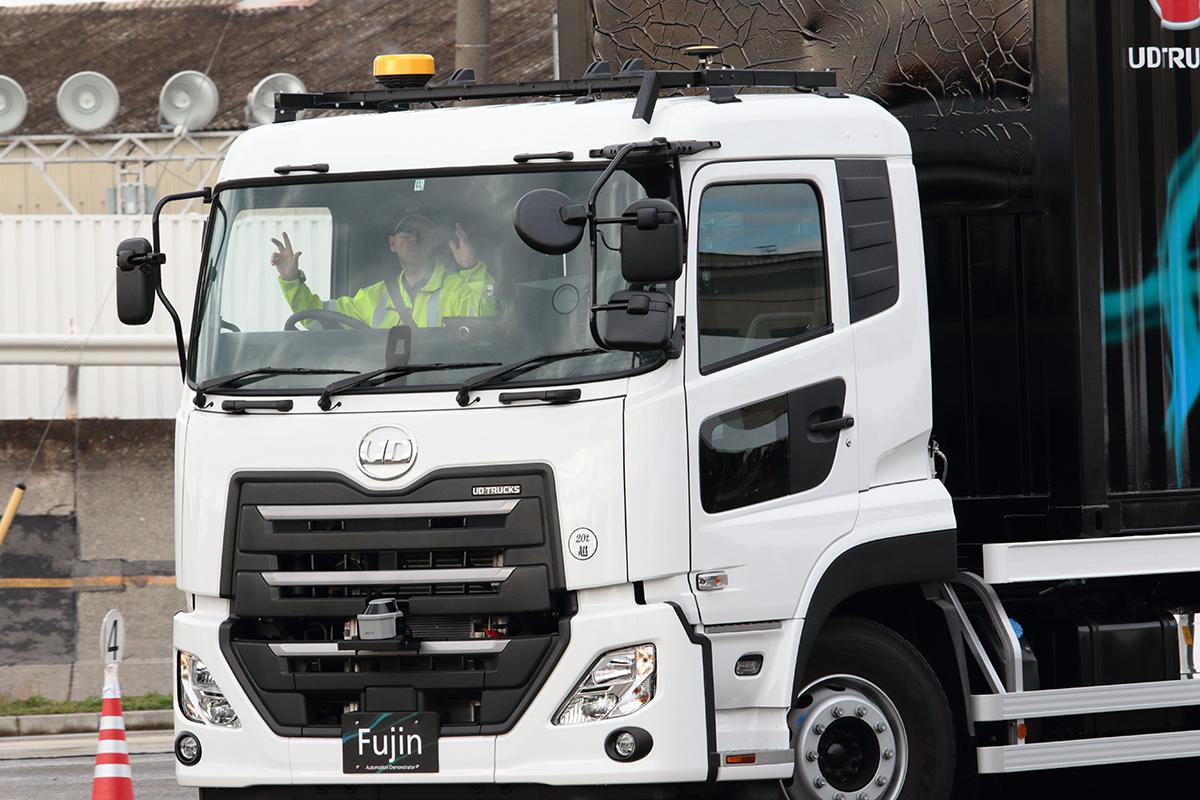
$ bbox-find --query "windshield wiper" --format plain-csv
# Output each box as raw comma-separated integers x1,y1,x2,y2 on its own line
194,367,356,407
454,349,606,407
318,361,501,411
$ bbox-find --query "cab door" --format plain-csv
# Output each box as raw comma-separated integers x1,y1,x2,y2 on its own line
684,161,859,625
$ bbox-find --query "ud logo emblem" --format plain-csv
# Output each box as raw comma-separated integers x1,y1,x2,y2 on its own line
357,426,417,480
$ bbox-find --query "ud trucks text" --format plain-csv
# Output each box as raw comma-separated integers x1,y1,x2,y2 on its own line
115,42,1200,800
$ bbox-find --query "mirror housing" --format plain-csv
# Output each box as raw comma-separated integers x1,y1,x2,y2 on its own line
619,199,683,285
601,290,674,351
116,237,157,326
513,188,586,255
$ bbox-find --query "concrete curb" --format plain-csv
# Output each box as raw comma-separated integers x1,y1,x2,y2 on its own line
0,709,172,737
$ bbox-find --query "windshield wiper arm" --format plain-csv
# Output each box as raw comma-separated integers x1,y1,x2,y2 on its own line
194,367,356,406
454,348,606,407
318,361,501,411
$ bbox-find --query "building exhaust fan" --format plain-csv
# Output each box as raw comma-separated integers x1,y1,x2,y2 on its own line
0,75,27,135
159,70,220,132
57,71,120,132
245,73,305,127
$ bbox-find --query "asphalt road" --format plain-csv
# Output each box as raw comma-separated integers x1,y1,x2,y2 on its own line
0,752,195,800
0,732,1192,800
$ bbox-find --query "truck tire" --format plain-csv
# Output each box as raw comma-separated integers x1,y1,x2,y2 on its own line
783,617,956,800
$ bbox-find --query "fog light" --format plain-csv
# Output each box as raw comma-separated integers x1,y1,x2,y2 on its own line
175,732,202,766
605,727,653,762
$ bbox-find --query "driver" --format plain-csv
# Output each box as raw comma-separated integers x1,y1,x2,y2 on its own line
270,213,496,328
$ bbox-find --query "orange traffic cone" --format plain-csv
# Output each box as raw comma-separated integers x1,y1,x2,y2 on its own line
91,663,134,800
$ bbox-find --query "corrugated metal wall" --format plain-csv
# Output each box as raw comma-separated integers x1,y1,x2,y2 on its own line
0,215,205,419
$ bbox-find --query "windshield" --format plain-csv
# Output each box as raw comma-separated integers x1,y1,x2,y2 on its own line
191,165,676,393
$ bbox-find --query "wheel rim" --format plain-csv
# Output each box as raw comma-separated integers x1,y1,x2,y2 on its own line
785,674,908,800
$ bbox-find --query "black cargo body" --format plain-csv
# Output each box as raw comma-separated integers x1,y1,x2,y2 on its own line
906,1,1200,545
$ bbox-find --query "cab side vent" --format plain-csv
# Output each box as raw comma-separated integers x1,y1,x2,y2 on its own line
837,159,899,323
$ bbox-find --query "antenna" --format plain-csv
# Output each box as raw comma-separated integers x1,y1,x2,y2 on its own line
158,70,220,132
0,75,27,135
682,44,726,69
57,71,119,132
245,73,305,127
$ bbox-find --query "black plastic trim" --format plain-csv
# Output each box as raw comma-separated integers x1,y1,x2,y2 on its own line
478,600,573,736
605,727,653,762
219,618,302,737
218,465,565,598
216,465,572,739
219,602,574,739
790,530,957,697
220,399,292,413
665,602,718,783
922,581,975,737
273,68,836,123
698,323,834,376
498,389,582,405
174,732,202,766
200,783,727,800
229,565,552,618
835,159,899,323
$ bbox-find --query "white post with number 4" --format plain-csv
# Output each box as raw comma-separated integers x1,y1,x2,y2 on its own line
101,608,126,665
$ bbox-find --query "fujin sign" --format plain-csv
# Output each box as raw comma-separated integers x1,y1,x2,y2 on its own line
342,711,440,773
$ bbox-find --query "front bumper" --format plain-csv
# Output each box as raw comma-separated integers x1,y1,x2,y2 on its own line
175,593,712,788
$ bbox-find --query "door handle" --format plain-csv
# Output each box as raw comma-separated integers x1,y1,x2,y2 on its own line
809,415,854,434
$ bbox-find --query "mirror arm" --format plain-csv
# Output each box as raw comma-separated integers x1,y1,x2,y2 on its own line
585,141,645,349
149,188,213,380
666,316,684,360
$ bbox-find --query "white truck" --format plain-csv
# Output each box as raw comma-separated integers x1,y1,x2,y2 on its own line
114,54,1200,799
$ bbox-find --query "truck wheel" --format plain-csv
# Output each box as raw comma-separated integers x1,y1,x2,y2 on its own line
783,617,955,800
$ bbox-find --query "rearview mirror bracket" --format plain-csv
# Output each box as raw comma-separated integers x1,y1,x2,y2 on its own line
513,137,714,354
578,140,692,352
115,187,213,379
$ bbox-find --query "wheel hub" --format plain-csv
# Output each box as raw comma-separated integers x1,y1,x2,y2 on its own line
787,675,907,800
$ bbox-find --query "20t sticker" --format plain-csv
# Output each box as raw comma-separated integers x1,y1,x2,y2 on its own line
569,528,598,561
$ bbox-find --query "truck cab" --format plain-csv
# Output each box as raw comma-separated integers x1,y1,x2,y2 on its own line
120,55,1200,800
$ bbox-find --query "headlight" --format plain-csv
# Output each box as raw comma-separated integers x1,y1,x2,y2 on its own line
554,644,656,725
178,650,241,728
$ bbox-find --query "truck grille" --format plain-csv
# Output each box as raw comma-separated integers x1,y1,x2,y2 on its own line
217,469,569,738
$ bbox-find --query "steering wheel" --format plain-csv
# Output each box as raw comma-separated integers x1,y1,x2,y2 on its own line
284,309,371,331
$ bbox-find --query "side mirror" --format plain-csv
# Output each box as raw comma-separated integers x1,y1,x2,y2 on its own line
620,199,683,285
601,289,674,351
513,189,586,255
116,237,157,326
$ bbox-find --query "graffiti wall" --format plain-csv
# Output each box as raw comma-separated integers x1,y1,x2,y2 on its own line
589,1,1200,534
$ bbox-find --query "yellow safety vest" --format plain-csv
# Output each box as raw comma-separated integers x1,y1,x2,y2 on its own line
279,262,496,328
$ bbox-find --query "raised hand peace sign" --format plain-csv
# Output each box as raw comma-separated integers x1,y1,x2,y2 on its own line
270,231,302,280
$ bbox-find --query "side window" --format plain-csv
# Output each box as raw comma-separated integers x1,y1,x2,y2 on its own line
696,182,830,372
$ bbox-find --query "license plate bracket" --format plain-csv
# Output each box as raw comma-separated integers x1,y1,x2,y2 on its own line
342,711,440,774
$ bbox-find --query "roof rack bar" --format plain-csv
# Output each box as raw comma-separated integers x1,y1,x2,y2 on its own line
273,68,839,124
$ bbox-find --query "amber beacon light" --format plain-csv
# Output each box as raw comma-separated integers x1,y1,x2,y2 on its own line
373,54,436,89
